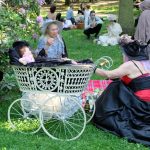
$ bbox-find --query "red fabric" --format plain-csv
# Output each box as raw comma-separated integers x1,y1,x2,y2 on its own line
122,74,150,85
135,90,150,102
84,80,112,93
121,74,150,102
83,79,150,102
82,80,112,107
121,76,132,85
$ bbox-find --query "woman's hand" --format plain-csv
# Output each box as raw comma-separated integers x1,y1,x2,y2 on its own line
62,58,78,65
47,38,54,46
71,60,78,65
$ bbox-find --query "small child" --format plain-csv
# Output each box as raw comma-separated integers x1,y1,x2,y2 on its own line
9,41,35,65
19,46,35,65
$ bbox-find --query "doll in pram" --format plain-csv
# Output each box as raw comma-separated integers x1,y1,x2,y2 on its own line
8,41,113,141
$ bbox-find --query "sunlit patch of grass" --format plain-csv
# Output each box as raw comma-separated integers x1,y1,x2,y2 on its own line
93,5,119,15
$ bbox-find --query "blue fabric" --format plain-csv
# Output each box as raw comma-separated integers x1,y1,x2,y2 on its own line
37,35,65,59
66,9,74,20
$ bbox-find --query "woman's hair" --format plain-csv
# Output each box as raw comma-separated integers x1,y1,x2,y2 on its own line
50,4,56,13
86,4,90,9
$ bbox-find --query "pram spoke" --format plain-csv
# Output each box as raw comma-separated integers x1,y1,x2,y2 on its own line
40,96,86,141
8,99,41,134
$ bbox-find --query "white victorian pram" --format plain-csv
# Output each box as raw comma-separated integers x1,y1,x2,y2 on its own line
8,57,113,141
8,64,95,141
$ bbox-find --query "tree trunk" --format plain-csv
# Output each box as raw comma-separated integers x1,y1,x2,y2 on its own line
118,0,134,35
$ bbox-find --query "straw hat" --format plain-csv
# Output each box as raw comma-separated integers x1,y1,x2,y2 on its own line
41,19,63,34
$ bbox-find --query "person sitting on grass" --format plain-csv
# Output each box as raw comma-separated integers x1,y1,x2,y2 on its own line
66,4,76,25
37,20,68,59
48,4,57,20
62,18,76,30
37,20,77,64
84,11,103,39
78,3,85,15
93,42,150,146
96,14,122,46
56,13,76,30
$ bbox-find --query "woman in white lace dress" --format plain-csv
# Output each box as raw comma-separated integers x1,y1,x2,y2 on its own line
97,14,122,46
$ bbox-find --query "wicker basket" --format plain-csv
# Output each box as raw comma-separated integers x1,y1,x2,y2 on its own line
13,64,94,95
76,23,84,29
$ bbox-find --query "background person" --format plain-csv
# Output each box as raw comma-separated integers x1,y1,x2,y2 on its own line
93,43,150,146
134,0,150,59
48,4,57,20
84,11,103,39
66,4,76,25
84,5,91,26
37,20,68,59
96,14,122,46
78,3,85,15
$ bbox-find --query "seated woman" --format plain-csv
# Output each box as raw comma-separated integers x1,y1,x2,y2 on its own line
93,44,150,146
48,4,57,20
96,14,122,46
78,3,85,15
56,13,76,30
36,20,79,65
37,20,68,59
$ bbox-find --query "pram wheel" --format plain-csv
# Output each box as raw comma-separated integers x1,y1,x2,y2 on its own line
40,96,86,141
8,99,41,134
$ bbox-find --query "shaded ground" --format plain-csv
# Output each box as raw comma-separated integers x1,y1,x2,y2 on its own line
41,0,119,17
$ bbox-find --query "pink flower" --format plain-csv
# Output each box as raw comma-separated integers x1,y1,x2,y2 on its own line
18,8,26,15
32,33,38,40
36,16,43,23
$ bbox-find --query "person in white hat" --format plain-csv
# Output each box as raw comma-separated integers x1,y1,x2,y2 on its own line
37,20,68,59
96,14,122,46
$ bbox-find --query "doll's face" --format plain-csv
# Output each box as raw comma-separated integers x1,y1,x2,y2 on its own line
19,46,29,56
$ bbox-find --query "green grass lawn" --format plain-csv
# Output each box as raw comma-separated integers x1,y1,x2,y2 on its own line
0,28,149,150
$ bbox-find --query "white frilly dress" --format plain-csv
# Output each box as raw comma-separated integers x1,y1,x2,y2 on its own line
97,22,122,46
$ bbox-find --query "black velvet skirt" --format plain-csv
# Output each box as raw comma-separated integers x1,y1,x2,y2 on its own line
93,79,150,147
